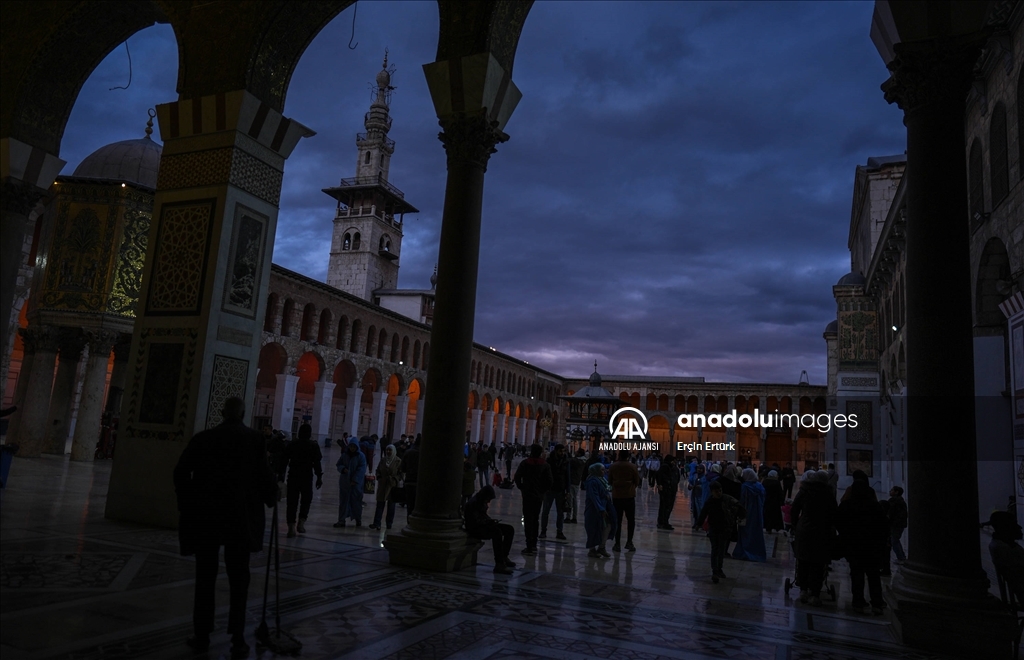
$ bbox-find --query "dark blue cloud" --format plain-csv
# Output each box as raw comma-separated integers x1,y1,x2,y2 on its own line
59,1,905,385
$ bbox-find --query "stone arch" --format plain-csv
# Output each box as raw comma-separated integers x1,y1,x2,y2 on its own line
332,359,356,401
281,298,296,336
377,327,388,359
361,367,382,403
401,336,410,364
705,395,718,413
422,342,430,369
317,308,332,344
471,359,477,382
390,334,399,362
365,324,376,357
514,403,522,418
300,302,317,341
493,396,503,414
990,102,1009,206
349,319,362,353
256,342,287,389
295,350,323,395
648,414,671,448
646,393,657,410
264,292,279,332
976,237,1011,328
412,339,421,368
968,137,984,224
468,390,479,409
408,378,424,400
657,393,669,411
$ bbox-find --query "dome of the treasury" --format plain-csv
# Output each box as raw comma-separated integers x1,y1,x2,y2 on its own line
72,135,162,190
836,271,866,286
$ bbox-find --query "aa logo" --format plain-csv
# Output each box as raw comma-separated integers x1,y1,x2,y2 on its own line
609,407,648,441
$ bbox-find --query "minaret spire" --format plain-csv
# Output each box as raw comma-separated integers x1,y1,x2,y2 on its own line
355,50,396,179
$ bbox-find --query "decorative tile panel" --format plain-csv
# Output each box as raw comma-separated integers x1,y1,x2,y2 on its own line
145,200,215,315
205,355,249,429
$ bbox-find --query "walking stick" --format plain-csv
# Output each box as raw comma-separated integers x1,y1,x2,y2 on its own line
255,501,302,655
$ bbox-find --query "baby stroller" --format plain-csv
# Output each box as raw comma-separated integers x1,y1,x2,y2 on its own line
783,531,837,602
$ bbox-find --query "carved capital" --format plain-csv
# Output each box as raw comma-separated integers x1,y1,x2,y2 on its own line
881,35,986,115
437,114,509,171
20,325,63,354
1,177,48,216
84,329,120,357
56,328,87,359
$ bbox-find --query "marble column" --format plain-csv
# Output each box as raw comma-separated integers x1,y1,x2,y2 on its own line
345,387,362,438
386,53,521,571
311,380,336,445
527,419,537,444
272,374,299,434
508,416,518,444
371,390,388,438
470,409,482,444
15,327,61,457
495,413,507,445
881,34,1016,657
395,395,410,438
413,398,424,436
482,410,495,444
44,330,86,455
103,336,132,416
71,331,117,461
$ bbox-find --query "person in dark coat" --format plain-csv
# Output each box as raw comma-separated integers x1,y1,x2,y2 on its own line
886,486,908,563
334,440,366,527
464,485,516,574
540,443,571,540
836,480,889,614
173,397,276,658
762,470,785,533
697,480,745,582
402,436,420,515
513,443,552,555
282,422,323,538
781,463,796,499
655,454,681,530
790,470,838,606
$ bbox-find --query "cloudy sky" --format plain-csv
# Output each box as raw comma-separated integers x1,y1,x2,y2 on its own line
61,1,905,384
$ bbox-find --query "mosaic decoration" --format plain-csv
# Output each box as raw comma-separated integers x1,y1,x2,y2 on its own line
138,342,184,425
205,355,249,429
40,192,118,311
123,327,197,441
846,449,873,477
222,205,267,318
845,400,873,444
106,206,150,318
229,149,283,205
156,148,233,191
837,309,877,367
145,200,215,315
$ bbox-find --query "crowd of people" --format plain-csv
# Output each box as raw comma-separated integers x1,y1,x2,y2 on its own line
172,405,1022,656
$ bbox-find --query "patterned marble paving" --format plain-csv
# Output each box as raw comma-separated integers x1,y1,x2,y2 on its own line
0,455,975,660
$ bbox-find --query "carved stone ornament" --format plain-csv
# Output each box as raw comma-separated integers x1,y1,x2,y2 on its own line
881,34,986,114
1,177,48,215
437,114,509,171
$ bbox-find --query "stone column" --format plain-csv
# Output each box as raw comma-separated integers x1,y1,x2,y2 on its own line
103,336,132,416
495,413,507,445
44,330,86,455
527,419,537,445
345,387,362,438
508,416,518,444
0,142,65,362
3,330,36,445
482,410,494,444
70,331,117,461
386,53,521,571
15,327,61,457
395,394,410,438
469,409,482,444
413,398,424,436
881,35,1016,657
311,380,336,445
370,389,388,439
272,374,299,434
105,92,312,525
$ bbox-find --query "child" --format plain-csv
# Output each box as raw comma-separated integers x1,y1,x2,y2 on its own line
696,480,745,583
782,499,794,533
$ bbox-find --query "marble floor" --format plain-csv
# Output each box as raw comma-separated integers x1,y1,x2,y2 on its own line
0,451,967,660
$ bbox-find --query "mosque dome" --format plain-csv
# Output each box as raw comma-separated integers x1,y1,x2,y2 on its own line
824,319,838,334
72,132,161,190
588,368,602,387
836,271,866,286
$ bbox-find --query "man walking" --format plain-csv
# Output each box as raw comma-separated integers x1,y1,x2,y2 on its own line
887,486,907,563
540,443,571,541
781,463,796,499
655,454,681,530
514,444,552,554
173,397,276,658
609,450,641,551
567,448,586,523
281,423,323,538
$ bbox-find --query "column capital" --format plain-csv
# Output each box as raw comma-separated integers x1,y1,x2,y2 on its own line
83,329,119,356
437,114,509,171
56,327,87,358
881,34,985,115
20,325,63,353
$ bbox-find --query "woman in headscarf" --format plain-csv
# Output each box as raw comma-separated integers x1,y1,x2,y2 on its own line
732,468,767,561
762,470,785,533
370,445,402,530
584,462,616,558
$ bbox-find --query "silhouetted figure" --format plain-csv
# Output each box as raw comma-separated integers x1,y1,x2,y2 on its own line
464,485,516,574
836,480,888,614
371,445,402,530
763,470,785,533
733,468,766,561
791,470,837,606
609,449,640,551
514,443,552,555
173,397,276,658
656,455,681,530
282,423,322,538
697,480,744,582
403,436,420,515
540,443,570,541
335,440,366,527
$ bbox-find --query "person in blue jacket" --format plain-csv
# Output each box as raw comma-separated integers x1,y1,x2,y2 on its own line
334,440,367,527
584,462,616,558
732,468,767,561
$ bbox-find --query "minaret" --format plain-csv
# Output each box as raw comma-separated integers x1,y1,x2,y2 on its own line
324,52,419,300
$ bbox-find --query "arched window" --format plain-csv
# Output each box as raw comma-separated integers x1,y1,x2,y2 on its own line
422,342,430,370
380,154,385,166
264,293,278,333
352,232,361,250
349,319,361,353
366,325,376,357
281,299,295,336
990,103,1009,206
968,138,984,227
336,316,349,350
412,340,421,368
343,232,351,250
364,151,371,165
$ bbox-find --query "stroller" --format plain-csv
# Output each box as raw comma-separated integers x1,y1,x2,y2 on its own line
783,531,837,602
